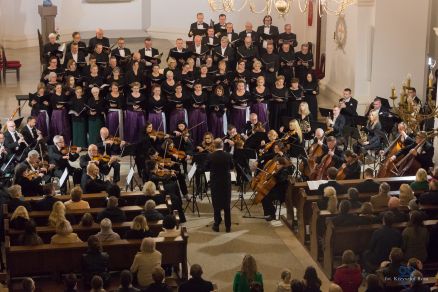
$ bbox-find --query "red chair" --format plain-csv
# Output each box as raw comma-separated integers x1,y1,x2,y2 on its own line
1,46,22,82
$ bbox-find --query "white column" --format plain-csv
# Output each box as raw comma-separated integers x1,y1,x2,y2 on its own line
433,29,438,165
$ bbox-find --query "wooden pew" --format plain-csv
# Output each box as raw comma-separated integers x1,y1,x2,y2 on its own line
284,176,417,233
322,219,438,277
5,228,189,280
5,204,169,226
4,219,172,244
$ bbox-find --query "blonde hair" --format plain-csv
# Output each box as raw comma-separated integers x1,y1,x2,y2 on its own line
252,59,262,69
298,102,311,117
143,181,157,196
415,168,427,182
369,110,380,127
280,269,292,283
289,119,303,143
399,184,414,206
324,186,338,213
49,201,66,227
268,130,278,140
11,206,29,221
140,237,156,253
240,254,258,283
56,219,73,236
145,200,156,211
132,215,149,231
8,185,22,198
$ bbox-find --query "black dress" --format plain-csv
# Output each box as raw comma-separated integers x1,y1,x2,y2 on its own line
302,79,319,120
287,87,304,118
269,85,288,130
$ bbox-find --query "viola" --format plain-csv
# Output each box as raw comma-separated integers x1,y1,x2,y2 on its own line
155,168,175,177
150,130,169,140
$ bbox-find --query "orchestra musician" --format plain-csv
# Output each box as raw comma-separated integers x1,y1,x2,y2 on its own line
81,163,109,194
0,133,8,168
365,97,390,117
395,122,415,147
316,136,343,169
14,150,49,196
339,88,358,127
261,157,294,221
337,150,361,180
297,102,313,140
326,105,345,139
48,135,82,194
161,139,189,200
223,124,243,154
353,110,382,156
4,120,27,159
390,131,434,172
20,116,44,149
257,129,279,163
80,144,120,183
196,132,215,154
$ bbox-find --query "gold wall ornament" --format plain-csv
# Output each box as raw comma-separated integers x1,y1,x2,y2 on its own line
334,14,347,51
274,0,291,16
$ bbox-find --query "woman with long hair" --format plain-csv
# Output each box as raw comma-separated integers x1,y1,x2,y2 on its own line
302,73,319,120
125,82,146,144
147,85,167,133
233,254,263,292
353,110,382,155
30,82,51,138
297,102,313,140
208,85,228,138
48,201,67,228
251,75,270,130
303,266,322,292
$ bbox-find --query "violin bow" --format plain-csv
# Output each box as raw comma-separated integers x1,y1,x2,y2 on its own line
187,120,206,131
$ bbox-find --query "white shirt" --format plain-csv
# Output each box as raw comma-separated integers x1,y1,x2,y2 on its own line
221,46,227,55
195,45,201,67
197,23,204,29
27,125,34,138
227,33,233,41
246,32,252,37
144,48,152,66
118,48,125,57
209,37,214,45
8,131,16,143
263,26,270,49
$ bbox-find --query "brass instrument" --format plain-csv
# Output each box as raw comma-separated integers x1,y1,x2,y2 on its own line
359,127,368,144
299,118,311,134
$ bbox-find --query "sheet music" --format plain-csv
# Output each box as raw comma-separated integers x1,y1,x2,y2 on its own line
188,163,197,181
204,171,236,182
126,167,135,185
59,168,69,187
307,180,328,191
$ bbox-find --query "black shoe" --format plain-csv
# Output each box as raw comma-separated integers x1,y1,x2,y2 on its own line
225,227,231,233
212,225,219,232
265,215,275,221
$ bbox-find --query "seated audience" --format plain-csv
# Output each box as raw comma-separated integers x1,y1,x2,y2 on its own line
8,184,32,212
363,211,402,273
32,183,60,211
400,270,430,292
158,215,180,238
117,270,140,292
377,247,405,281
95,218,121,242
107,184,127,207
138,181,166,206
347,187,362,209
364,274,384,292
384,197,408,223
97,196,127,223
356,168,380,193
333,250,362,292
358,202,379,224
81,235,110,288
21,277,36,292
302,266,321,292
410,168,429,191
331,200,360,226
143,199,164,222
18,220,43,246
130,237,162,288
291,280,305,292
179,264,214,292
10,205,30,230
90,275,106,292
317,167,346,196
429,221,438,261
370,182,390,210
276,269,292,292
418,180,438,205
233,254,263,292
48,201,67,227
64,273,78,292
399,184,415,206
64,186,90,210
79,212,95,227
318,186,338,212
125,215,152,239
145,267,172,292
50,219,82,244
402,210,430,262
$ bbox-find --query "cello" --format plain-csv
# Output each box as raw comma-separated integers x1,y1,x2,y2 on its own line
390,139,426,177
250,158,280,203
309,149,334,180
377,134,404,178
299,140,324,178
336,154,359,180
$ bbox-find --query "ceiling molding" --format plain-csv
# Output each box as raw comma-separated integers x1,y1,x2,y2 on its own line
356,0,375,7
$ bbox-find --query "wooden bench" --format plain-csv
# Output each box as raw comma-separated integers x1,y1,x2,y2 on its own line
5,205,169,226
4,218,175,244
5,227,189,280
322,219,438,277
24,191,169,208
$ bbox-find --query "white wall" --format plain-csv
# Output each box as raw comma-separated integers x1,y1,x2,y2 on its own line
370,0,430,100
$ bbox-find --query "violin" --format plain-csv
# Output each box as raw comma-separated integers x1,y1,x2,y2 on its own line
154,156,176,167
106,136,122,145
60,145,79,155
150,130,168,140
169,148,186,160
155,168,175,177
259,140,276,156
23,170,40,181
92,154,111,163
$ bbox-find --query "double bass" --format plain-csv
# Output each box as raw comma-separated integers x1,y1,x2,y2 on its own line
336,154,359,180
309,149,334,180
377,134,404,178
299,140,324,178
389,139,426,177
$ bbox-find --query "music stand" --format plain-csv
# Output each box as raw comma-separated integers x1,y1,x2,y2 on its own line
232,148,256,212
342,126,361,150
319,108,332,118
121,144,142,191
185,152,208,216
379,116,396,134
310,121,327,132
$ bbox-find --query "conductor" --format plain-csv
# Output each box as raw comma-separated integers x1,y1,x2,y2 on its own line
206,138,233,233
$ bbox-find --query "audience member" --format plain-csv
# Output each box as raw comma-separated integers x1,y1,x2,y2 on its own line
291,279,305,292
97,196,127,223
50,219,82,244
10,205,30,230
302,266,321,292
364,274,384,292
18,220,43,246
276,269,292,292
117,270,140,292
158,215,180,238
138,181,166,206
370,182,390,210
358,202,379,224
143,199,164,221
130,237,162,287
179,264,214,292
64,273,78,292
8,184,32,212
328,283,343,292
318,186,338,213
410,168,429,191
377,247,405,281
385,197,409,223
95,218,121,242
347,187,362,209
233,254,263,292
399,184,414,206
21,277,35,292
333,250,362,292
356,168,380,193
400,270,430,292
402,210,430,262
81,235,110,288
79,212,95,227
125,215,152,239
418,180,438,205
316,167,346,196
32,183,60,211
107,184,127,207
331,201,360,226
48,201,67,227
64,186,90,210
145,267,172,292
90,275,106,292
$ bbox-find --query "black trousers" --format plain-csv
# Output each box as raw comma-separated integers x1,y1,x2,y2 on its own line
213,202,231,228
101,161,121,182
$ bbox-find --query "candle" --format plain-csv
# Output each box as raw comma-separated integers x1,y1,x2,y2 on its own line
406,74,412,88
429,71,434,88
391,84,396,97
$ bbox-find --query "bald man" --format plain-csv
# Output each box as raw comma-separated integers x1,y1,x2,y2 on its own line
88,28,110,54
238,22,259,44
79,143,121,183
4,120,27,156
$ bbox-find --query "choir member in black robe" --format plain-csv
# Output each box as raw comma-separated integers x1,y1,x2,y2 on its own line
43,33,62,65
29,83,50,138
69,86,88,148
167,38,189,69
202,27,220,47
302,73,319,120
196,65,214,93
238,22,259,45
168,83,189,133
214,14,227,36
260,43,280,87
278,24,298,51
279,42,296,86
66,32,88,58
161,71,177,99
138,37,160,72
50,84,71,145
288,78,305,118
63,42,86,69
295,44,314,83
188,12,209,38
232,60,250,90
84,65,104,96
248,60,265,91
236,36,259,70
41,56,63,83
269,76,288,131
251,75,270,129
147,64,165,89
147,86,167,133
220,23,239,44
93,44,110,70
87,87,106,145
124,83,146,144
230,81,251,134
125,61,145,90
256,15,279,51
188,83,208,146
102,57,119,81
110,37,132,69
105,83,125,139
208,85,228,138
212,60,232,95
163,58,181,82
88,28,110,54
188,35,209,68
213,36,235,69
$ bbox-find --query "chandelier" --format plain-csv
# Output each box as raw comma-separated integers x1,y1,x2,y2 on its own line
208,0,355,17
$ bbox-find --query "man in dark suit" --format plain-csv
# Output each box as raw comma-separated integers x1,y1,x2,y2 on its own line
317,167,347,196
278,23,298,51
391,131,434,172
365,97,390,117
327,105,346,138
188,12,209,38
167,38,189,69
4,120,27,157
213,36,235,67
48,135,82,194
330,200,361,226
316,136,344,169
220,22,239,44
188,35,209,68
206,139,233,232
213,14,227,36
256,15,279,50
88,28,110,54
139,37,160,71
63,42,86,68
236,36,259,69
238,22,259,45
32,184,60,211
339,88,358,127
356,168,381,193
65,31,88,58
110,37,131,58
80,144,120,183
179,264,214,292
202,27,220,47
418,180,438,205
81,163,109,194
20,116,43,149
